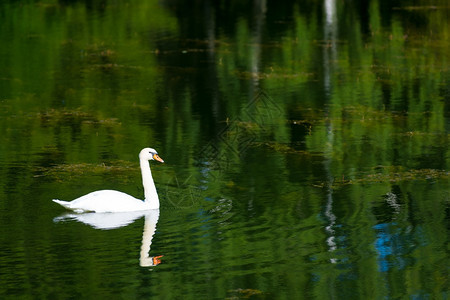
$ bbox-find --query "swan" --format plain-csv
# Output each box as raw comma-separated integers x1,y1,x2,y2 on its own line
53,148,164,213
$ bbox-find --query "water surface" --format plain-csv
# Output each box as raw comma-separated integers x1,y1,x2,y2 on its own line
0,0,449,299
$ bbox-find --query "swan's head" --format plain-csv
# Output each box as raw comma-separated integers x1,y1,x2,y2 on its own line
139,148,164,163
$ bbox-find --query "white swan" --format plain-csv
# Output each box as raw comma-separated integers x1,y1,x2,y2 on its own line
53,148,164,213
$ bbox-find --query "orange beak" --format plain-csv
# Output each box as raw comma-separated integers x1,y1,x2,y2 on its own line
153,153,164,163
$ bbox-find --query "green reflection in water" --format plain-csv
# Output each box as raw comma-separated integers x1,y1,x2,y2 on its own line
0,0,448,299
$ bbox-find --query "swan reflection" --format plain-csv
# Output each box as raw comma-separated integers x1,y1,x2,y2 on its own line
54,209,162,267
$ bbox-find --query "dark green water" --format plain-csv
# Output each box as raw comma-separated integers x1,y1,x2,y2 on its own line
0,0,449,299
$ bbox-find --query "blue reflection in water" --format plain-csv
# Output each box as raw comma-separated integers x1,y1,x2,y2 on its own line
374,223,396,272
373,222,424,273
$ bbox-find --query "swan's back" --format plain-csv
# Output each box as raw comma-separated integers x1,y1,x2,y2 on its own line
53,190,152,213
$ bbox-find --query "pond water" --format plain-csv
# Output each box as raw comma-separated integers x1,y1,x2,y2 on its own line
0,0,449,299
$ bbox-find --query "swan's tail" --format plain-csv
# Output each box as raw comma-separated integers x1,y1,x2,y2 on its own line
52,199,73,210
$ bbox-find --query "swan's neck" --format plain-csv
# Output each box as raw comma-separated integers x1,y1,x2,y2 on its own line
140,159,159,208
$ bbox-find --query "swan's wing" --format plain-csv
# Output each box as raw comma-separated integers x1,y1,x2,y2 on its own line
56,190,147,213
